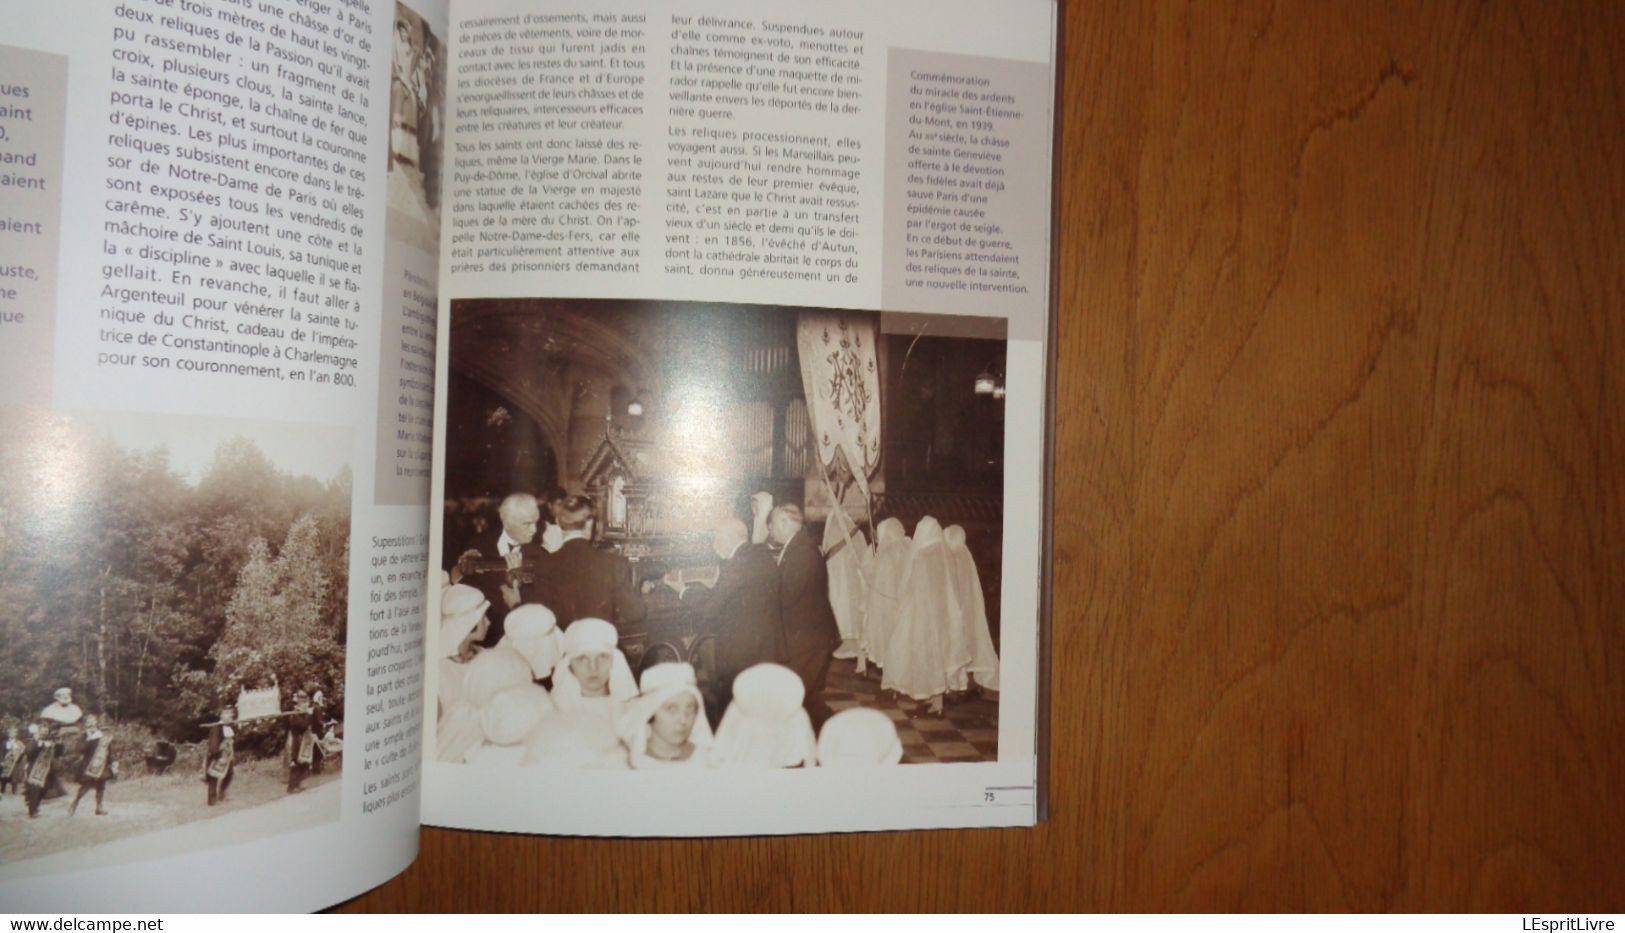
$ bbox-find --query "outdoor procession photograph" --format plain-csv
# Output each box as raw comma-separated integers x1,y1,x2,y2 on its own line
436,298,1008,771
0,409,351,873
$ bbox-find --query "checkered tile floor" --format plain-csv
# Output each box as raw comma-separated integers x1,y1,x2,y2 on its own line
820,657,1001,763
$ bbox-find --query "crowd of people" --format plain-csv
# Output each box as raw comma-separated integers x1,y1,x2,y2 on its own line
1,686,341,822
436,489,1000,769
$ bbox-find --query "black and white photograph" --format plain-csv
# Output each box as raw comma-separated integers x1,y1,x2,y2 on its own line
0,409,350,873
437,299,1008,770
385,2,445,254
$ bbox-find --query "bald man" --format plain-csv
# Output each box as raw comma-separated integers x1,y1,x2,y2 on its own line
456,492,543,647
683,518,786,722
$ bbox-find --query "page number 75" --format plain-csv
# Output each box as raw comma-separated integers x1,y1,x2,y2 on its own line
980,786,1034,807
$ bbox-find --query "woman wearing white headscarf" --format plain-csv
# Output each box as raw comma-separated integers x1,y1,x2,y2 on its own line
943,525,1000,693
823,508,870,661
498,604,566,681
816,708,904,767
521,710,630,770
881,516,962,713
710,663,818,769
618,662,715,769
859,517,911,674
438,584,490,716
549,618,638,722
467,684,555,768
437,639,532,763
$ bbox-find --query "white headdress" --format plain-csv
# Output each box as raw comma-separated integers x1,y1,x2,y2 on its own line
710,663,817,769
816,708,903,767
500,604,566,679
943,525,999,691
439,584,489,659
860,517,912,669
481,684,554,746
549,618,638,711
436,646,532,764
618,662,714,769
879,516,964,701
521,710,630,770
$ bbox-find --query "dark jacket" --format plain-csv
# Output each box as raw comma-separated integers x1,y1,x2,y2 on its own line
458,528,538,646
530,537,647,627
687,542,786,677
206,725,235,770
776,529,840,654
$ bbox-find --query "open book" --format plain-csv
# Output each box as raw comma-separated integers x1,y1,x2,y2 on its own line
0,0,1059,913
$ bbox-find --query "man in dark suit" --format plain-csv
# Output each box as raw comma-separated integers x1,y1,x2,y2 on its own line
454,492,541,647
529,495,647,628
681,518,786,723
769,504,840,729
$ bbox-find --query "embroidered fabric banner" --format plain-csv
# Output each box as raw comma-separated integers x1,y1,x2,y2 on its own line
236,685,282,722
796,311,881,500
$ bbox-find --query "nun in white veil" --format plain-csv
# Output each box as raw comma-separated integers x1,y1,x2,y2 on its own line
860,517,910,674
880,516,960,713
549,618,638,722
943,524,999,692
824,507,870,661
710,663,818,769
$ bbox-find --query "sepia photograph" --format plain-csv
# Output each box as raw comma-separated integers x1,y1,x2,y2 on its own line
385,1,445,254
0,409,351,873
437,299,1007,770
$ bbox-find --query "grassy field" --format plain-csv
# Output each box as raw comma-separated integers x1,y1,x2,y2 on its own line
0,757,340,867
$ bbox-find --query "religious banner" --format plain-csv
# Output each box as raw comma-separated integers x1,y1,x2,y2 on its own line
796,311,882,501
235,685,282,722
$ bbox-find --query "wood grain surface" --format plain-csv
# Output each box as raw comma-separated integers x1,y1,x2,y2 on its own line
343,1,1624,911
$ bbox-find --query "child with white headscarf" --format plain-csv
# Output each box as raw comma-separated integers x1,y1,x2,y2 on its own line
437,640,533,763
816,708,904,767
860,517,911,674
497,604,566,682
617,662,715,769
439,584,490,715
943,525,999,693
467,684,555,768
710,663,818,769
881,516,960,714
549,618,638,722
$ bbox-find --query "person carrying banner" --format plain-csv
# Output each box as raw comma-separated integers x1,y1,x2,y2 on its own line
204,705,238,806
287,691,318,793
69,715,115,816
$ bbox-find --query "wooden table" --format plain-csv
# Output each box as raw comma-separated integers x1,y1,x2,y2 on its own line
345,2,1624,911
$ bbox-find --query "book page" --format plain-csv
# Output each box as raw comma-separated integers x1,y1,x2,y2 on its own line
422,0,1054,835
0,0,445,911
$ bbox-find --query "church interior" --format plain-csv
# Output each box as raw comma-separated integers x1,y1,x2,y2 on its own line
443,298,1009,763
